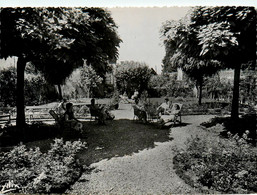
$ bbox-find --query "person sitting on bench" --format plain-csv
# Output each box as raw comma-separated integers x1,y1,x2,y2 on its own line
157,97,171,115
159,103,181,126
133,98,147,123
64,103,83,132
90,99,107,124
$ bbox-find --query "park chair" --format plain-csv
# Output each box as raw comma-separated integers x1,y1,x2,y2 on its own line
49,110,63,126
159,103,183,128
49,110,79,134
132,105,147,122
119,95,134,104
89,105,109,125
146,105,160,122
132,105,141,121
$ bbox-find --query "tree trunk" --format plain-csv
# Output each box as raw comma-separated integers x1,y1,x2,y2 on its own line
198,79,203,105
16,57,26,128
57,84,63,100
231,64,241,120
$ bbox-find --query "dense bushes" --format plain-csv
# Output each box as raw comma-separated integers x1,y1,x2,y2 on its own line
0,67,59,107
115,61,155,98
201,114,256,140
181,101,231,115
173,132,257,193
149,74,194,98
0,67,17,107
0,138,86,194
0,124,61,147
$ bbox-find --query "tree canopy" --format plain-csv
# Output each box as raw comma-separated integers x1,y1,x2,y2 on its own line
161,6,256,116
0,7,121,127
161,14,223,104
115,61,156,98
190,6,256,67
191,6,256,119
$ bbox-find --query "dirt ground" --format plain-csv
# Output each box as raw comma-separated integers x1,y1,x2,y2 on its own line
69,103,216,194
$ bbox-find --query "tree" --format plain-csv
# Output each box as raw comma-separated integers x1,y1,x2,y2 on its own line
24,75,59,106
0,67,17,107
0,66,59,107
161,6,256,116
149,74,172,96
79,63,103,98
161,17,223,104
239,68,257,104
0,8,121,128
204,74,233,100
32,8,121,98
190,6,256,119
149,73,194,98
115,61,156,98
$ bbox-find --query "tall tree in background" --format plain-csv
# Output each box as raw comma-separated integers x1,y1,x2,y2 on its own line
33,8,121,99
115,61,156,98
161,16,223,105
191,6,256,119
161,6,256,116
0,7,121,128
0,66,59,107
80,63,103,98
0,67,17,107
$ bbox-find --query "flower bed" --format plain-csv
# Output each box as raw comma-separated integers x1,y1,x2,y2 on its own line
0,138,86,194
173,129,257,193
201,114,256,141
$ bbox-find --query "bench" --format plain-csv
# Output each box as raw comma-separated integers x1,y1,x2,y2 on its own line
0,114,11,128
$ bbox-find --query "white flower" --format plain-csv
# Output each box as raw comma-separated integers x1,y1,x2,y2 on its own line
235,170,248,178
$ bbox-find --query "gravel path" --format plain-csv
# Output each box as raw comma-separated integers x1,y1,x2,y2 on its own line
69,105,215,194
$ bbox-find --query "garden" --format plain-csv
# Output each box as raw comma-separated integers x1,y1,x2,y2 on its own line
0,6,257,194
0,103,173,193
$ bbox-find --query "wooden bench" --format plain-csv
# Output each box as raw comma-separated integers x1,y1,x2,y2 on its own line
0,114,11,128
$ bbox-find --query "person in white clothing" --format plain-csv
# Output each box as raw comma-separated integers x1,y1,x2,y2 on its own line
157,97,171,115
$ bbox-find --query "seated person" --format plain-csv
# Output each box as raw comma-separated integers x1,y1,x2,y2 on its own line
90,98,106,124
159,103,181,124
119,92,132,103
57,99,68,115
64,103,83,132
157,97,171,115
131,90,139,100
145,103,159,120
134,98,147,123
90,98,115,124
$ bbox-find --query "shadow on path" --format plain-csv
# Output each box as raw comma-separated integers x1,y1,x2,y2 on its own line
77,119,175,165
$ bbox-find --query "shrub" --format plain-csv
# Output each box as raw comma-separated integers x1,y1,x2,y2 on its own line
173,132,257,193
0,124,61,147
201,115,256,142
0,138,86,193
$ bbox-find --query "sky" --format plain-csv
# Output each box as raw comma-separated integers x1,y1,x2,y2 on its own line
109,7,190,73
0,1,256,74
